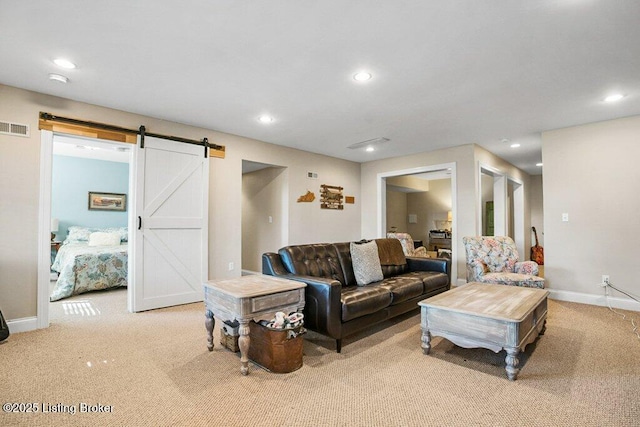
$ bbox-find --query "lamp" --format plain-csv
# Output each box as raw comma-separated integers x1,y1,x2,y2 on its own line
447,211,452,222
51,218,59,241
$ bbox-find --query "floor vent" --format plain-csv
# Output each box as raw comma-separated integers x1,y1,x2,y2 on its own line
0,120,30,137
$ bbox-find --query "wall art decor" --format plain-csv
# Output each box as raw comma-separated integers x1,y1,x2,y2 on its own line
320,184,343,210
88,192,127,211
297,190,316,202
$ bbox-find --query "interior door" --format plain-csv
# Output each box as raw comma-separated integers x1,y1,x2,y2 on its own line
132,135,209,312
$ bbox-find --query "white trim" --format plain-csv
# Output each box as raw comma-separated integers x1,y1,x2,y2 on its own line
376,162,457,284
37,130,53,329
454,281,639,312
507,176,525,258
7,317,38,334
548,289,640,312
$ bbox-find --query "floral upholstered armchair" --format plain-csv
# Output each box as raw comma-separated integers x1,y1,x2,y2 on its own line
386,232,429,257
462,236,545,288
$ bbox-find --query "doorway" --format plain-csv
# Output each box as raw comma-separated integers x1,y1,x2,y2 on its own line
377,163,457,284
241,160,287,274
478,163,526,257
38,131,134,328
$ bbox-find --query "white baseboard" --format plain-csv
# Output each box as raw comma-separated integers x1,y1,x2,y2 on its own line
7,316,38,334
455,279,639,312
548,289,640,312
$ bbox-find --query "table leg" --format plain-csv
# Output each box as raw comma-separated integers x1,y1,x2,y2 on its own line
540,319,547,335
205,310,215,351
238,319,251,376
420,309,431,355
505,347,520,381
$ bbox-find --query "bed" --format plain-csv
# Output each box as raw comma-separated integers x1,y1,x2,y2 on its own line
50,226,129,302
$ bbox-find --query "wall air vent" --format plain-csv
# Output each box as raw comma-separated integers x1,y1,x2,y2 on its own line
0,120,30,137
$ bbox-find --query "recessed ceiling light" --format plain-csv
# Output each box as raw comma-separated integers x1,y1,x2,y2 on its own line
604,93,625,103
49,73,69,83
258,115,274,124
53,58,76,69
353,71,372,82
536,163,543,167
510,143,521,148
365,146,375,152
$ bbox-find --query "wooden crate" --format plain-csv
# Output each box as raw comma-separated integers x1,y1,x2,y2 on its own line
220,324,239,353
248,321,304,373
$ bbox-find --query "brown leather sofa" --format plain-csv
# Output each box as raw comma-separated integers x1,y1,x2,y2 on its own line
262,238,451,352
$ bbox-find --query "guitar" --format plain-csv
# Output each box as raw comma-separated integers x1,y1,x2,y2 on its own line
531,227,544,265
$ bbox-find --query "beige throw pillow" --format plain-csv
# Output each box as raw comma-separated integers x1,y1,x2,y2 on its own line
350,240,384,286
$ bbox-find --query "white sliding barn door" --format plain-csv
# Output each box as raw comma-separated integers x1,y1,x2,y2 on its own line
132,136,209,312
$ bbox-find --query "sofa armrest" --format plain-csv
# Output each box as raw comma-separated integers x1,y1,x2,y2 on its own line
262,253,343,339
515,261,539,276
407,256,451,279
278,274,343,339
262,252,290,276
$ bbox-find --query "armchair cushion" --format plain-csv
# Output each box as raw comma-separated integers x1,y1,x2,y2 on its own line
515,261,539,276
480,272,545,288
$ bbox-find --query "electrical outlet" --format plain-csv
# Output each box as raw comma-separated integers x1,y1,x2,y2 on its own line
228,262,234,271
601,275,610,287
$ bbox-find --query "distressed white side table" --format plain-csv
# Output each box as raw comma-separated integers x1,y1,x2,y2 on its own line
204,275,306,375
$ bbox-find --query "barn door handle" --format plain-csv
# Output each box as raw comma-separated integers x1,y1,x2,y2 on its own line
138,216,142,230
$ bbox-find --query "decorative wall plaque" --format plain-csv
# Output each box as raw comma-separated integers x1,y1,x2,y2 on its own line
297,190,316,202
320,184,343,210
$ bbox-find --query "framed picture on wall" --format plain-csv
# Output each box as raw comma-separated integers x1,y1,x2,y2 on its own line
88,192,127,212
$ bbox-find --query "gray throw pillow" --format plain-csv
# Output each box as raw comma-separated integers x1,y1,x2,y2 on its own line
350,240,384,286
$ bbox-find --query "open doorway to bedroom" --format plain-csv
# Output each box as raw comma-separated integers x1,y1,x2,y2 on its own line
49,134,132,321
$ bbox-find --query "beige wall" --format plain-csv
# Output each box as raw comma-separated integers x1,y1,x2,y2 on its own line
0,84,361,321
542,115,640,297
385,190,408,234
407,179,452,245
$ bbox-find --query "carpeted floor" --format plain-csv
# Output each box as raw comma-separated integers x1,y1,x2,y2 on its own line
1,287,638,426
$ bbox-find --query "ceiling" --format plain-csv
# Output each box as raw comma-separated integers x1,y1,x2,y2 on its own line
53,135,130,163
2,1,640,175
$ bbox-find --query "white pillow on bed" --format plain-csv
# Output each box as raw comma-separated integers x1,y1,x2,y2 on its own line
88,232,121,246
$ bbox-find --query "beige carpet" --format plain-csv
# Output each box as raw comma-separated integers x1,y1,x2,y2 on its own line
1,288,638,427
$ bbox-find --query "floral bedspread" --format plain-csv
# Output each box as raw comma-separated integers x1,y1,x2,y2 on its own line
51,242,128,301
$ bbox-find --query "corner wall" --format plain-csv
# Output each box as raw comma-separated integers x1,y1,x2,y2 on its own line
542,115,640,302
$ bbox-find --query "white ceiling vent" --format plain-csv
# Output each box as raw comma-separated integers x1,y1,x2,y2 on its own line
0,120,30,137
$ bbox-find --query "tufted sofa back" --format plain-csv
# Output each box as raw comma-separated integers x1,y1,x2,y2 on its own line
279,243,349,286
278,239,408,287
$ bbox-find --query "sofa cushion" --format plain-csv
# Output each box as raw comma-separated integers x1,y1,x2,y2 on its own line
341,286,392,322
378,276,424,305
350,241,384,286
403,271,450,293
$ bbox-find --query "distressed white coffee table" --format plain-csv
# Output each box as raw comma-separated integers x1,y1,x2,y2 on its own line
204,275,305,375
419,282,549,380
